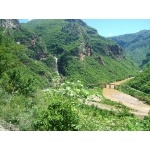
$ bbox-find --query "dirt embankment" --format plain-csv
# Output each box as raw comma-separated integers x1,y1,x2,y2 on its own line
103,78,150,117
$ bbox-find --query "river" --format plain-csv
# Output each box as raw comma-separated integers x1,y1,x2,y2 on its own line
103,78,150,117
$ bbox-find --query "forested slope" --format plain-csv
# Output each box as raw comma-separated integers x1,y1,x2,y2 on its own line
109,30,150,66
1,19,146,131
22,19,138,84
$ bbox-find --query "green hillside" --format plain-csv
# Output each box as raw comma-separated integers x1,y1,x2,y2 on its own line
1,19,146,131
113,30,150,103
0,20,58,95
128,63,150,94
117,62,150,105
0,19,138,92
141,52,150,67
109,30,150,66
22,19,138,84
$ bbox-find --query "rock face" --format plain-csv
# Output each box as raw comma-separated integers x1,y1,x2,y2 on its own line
98,56,105,65
109,45,122,56
79,42,93,60
0,19,47,61
0,19,20,29
108,45,124,60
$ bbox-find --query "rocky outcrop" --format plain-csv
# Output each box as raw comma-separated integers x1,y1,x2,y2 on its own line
109,45,122,55
85,43,93,56
108,45,124,59
0,19,48,61
79,42,93,60
79,53,85,61
30,39,36,46
0,19,20,29
98,56,105,65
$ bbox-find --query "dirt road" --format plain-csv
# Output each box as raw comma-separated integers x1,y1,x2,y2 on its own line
103,78,150,117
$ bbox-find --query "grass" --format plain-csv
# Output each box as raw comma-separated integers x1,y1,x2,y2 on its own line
0,81,150,131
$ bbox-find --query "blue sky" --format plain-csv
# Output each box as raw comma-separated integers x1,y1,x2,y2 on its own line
82,19,150,37
19,19,150,37
19,19,29,23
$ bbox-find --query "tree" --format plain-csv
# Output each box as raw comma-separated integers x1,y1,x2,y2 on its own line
32,94,79,131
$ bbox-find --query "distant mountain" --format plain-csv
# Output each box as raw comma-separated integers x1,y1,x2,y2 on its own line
22,19,138,84
109,30,150,66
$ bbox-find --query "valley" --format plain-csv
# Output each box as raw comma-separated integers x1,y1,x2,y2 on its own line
0,19,150,131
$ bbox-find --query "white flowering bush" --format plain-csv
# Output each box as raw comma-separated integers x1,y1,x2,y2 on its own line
59,80,89,99
32,80,89,131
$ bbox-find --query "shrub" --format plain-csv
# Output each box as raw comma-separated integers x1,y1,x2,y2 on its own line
32,94,79,131
31,81,88,131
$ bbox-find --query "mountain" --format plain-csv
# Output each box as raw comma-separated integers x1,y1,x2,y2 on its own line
109,30,150,66
0,19,144,131
22,19,138,84
0,19,58,95
0,19,139,92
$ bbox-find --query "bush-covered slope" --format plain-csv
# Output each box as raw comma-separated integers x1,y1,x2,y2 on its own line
141,52,150,67
0,20,58,95
0,19,139,88
128,63,150,94
0,19,149,131
117,63,150,104
109,30,150,66
22,19,138,84
58,55,137,85
22,19,118,55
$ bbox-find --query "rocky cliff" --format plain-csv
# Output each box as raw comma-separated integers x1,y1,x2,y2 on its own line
0,19,20,29
0,19,47,61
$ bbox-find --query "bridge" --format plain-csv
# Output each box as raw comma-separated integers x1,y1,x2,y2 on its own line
105,84,118,89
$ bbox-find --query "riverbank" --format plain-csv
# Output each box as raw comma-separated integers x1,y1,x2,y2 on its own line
103,78,150,117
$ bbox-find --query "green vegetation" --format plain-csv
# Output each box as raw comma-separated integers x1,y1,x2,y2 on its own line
128,64,150,94
110,30,150,66
22,19,138,85
0,19,148,131
59,55,138,85
32,94,79,131
117,63,150,104
0,28,55,94
1,79,150,131
141,52,150,67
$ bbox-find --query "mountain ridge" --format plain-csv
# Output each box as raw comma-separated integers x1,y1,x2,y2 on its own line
109,29,150,66
0,19,138,88
22,19,138,84
1,19,146,131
